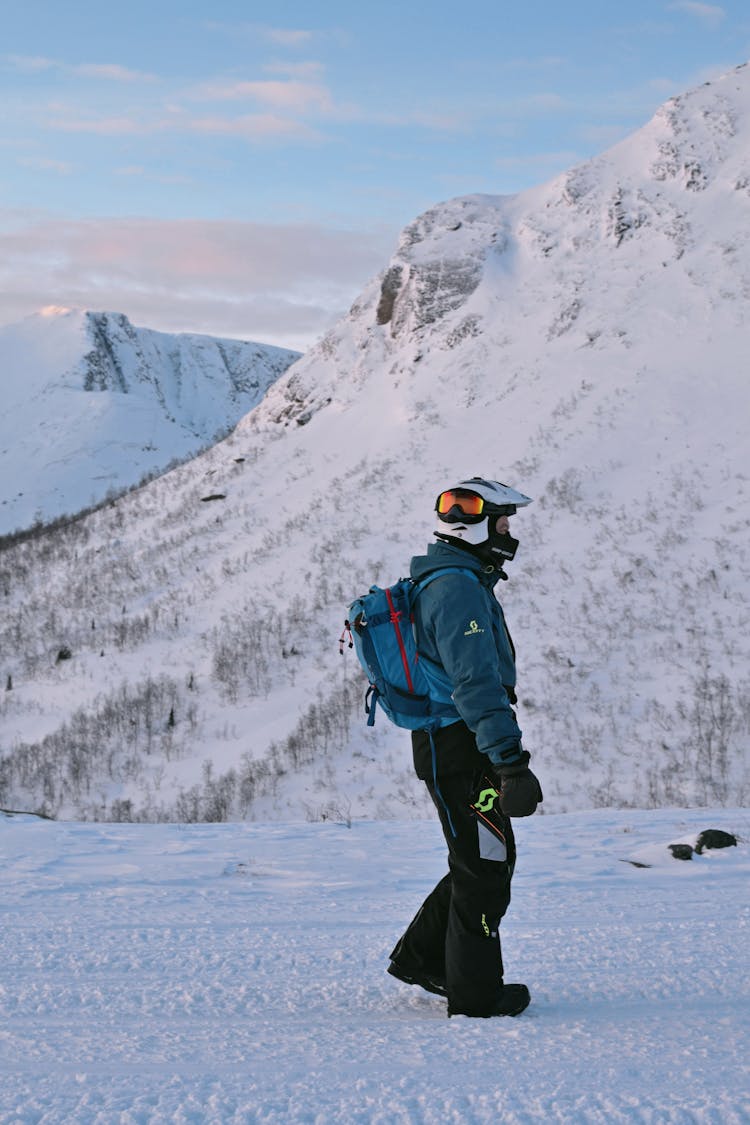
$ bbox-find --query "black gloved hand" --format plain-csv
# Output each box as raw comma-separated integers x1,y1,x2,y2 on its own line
492,752,543,817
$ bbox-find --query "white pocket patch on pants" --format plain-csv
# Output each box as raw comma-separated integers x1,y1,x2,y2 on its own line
477,820,507,862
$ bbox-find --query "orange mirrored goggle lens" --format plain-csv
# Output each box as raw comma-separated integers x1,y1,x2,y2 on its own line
436,490,484,517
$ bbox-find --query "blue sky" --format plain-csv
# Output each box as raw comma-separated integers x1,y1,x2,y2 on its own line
1,0,749,349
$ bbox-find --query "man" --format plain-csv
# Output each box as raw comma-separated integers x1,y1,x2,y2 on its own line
388,477,543,1018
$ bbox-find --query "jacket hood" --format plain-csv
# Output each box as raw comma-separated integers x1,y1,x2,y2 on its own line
410,540,500,587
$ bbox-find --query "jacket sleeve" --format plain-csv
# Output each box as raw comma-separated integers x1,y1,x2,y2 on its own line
417,573,524,766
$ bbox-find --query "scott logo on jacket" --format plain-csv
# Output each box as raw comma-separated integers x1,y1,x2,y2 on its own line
464,620,485,636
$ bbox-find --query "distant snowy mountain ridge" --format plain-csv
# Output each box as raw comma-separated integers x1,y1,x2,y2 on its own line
2,64,750,820
0,308,300,535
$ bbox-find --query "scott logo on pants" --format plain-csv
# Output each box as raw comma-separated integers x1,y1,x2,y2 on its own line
473,786,499,813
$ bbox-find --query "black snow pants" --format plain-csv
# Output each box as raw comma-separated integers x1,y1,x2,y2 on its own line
390,747,517,1015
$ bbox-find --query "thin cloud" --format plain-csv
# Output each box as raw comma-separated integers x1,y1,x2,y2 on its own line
195,79,334,113
45,105,324,142
49,115,165,135
667,2,725,26
262,27,315,48
189,113,323,141
4,54,157,82
203,23,314,48
4,54,56,72
14,53,480,144
17,155,73,174
72,62,157,82
263,60,327,80
0,211,397,350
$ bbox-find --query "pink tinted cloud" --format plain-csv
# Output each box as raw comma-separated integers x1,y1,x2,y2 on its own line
72,62,157,82
0,212,396,349
258,27,314,47
5,54,156,82
668,1,725,24
46,100,323,141
194,78,334,113
49,115,163,135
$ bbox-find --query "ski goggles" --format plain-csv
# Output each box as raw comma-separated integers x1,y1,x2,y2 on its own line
435,490,517,519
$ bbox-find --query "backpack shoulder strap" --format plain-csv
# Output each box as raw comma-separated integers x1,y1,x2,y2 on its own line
412,566,479,597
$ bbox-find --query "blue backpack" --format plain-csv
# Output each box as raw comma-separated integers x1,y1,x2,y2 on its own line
342,568,478,730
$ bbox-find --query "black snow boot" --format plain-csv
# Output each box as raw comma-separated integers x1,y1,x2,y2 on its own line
448,983,530,1018
387,960,448,998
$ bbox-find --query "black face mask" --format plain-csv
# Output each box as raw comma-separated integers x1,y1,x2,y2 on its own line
455,529,519,580
488,530,518,562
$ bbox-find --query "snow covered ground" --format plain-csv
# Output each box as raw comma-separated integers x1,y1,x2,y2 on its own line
1,807,748,1124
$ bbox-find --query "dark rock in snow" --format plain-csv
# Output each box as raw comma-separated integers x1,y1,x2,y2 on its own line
695,829,738,854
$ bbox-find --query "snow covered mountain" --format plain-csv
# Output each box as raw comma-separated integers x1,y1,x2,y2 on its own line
2,64,750,821
0,308,300,536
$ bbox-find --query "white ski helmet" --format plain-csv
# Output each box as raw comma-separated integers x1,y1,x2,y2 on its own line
434,477,532,548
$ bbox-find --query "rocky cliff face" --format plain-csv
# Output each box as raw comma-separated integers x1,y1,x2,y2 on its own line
253,64,750,432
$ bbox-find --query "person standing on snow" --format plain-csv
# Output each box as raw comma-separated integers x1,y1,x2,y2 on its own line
388,477,543,1018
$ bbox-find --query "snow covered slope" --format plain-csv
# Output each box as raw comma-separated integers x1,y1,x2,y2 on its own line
0,308,300,535
1,808,748,1123
2,65,750,820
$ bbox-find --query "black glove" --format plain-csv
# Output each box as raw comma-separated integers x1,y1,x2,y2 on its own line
492,752,543,817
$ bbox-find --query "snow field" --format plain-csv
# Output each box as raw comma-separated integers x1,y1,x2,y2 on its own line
1,808,748,1123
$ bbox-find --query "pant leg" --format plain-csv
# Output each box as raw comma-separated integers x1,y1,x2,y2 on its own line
389,872,451,979
427,769,516,1014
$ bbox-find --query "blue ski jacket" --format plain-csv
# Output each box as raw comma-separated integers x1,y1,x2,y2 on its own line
410,541,524,767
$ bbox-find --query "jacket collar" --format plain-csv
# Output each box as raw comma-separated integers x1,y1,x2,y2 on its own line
410,540,501,589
